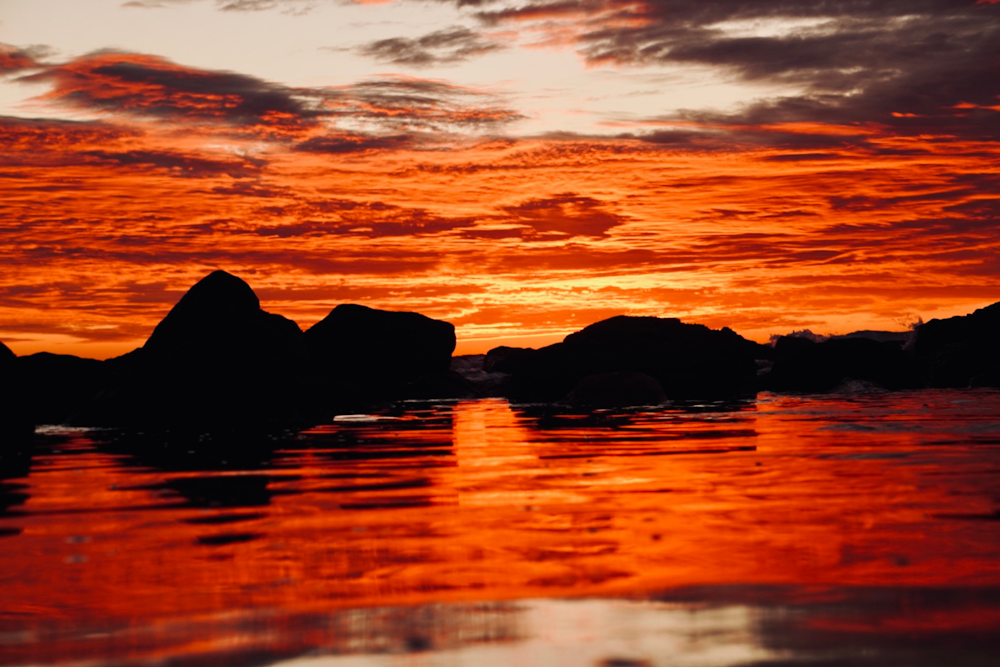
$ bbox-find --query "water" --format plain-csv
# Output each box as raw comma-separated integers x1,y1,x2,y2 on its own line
2,391,1000,666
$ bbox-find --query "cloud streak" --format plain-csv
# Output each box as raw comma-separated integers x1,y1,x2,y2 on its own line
357,26,506,66
470,0,1000,143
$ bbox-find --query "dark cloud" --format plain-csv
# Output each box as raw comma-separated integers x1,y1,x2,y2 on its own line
20,53,522,140
21,52,319,134
500,193,628,238
0,44,47,73
357,26,505,66
0,115,132,154
82,149,262,177
327,77,524,130
472,0,1000,143
294,132,415,154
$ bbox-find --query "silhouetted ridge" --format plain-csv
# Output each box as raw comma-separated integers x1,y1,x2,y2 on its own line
0,341,13,363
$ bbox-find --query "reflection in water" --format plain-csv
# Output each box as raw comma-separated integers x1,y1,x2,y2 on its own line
0,392,999,665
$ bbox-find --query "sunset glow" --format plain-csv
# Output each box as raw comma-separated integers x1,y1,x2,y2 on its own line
2,0,999,357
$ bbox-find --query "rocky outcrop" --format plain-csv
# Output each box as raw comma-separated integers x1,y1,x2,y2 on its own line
0,341,34,446
566,371,668,408
304,304,456,401
912,302,1000,388
80,270,310,427
483,346,538,375
17,352,110,425
450,355,510,397
500,316,761,403
763,337,919,393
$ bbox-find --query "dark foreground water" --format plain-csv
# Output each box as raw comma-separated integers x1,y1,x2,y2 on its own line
2,390,1000,666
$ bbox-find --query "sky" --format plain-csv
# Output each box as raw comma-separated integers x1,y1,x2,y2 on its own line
1,0,999,358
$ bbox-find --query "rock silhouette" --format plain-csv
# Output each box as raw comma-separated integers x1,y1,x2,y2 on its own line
499,316,761,404
763,337,919,393
10,269,1000,431
483,346,538,375
17,352,111,425
0,341,34,447
80,270,310,427
913,302,1000,388
304,304,456,401
566,371,668,408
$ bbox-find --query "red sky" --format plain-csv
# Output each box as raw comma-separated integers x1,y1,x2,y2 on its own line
1,0,999,358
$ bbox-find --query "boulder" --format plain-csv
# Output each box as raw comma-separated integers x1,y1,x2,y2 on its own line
0,340,34,447
304,304,455,400
504,316,761,403
451,355,510,397
483,346,538,374
912,302,1000,388
17,352,110,425
764,337,919,393
79,270,310,427
566,371,668,408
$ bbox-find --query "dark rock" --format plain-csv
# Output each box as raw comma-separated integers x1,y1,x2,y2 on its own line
17,352,110,425
1,341,34,446
304,304,455,399
772,335,819,360
912,302,1000,388
765,337,919,393
566,371,668,408
505,316,761,403
451,355,510,397
483,346,538,374
832,330,912,344
79,270,310,427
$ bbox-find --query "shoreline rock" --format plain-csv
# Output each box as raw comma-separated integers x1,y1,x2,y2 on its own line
5,272,999,430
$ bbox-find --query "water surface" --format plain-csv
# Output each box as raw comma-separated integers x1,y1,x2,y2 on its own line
2,391,999,666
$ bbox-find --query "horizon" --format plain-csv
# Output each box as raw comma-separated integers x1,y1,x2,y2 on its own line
1,265,955,361
2,0,999,359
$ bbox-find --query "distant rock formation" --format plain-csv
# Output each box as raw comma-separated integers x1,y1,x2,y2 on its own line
497,316,762,404
450,355,509,397
80,270,311,427
763,337,919,393
304,303,456,401
831,330,912,344
483,346,538,375
912,302,1000,388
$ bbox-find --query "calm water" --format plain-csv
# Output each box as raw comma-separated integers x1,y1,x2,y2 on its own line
2,391,1000,666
